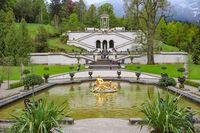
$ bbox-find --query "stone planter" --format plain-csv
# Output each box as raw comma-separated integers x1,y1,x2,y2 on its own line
88,71,93,78
60,117,74,125
178,77,186,84
69,72,75,80
24,86,29,91
43,74,49,83
0,80,3,88
161,73,168,78
135,72,141,80
117,71,121,78
178,77,186,89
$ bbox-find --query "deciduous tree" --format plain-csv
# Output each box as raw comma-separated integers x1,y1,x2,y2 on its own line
125,0,170,64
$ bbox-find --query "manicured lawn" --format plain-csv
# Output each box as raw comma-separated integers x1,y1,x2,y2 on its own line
187,64,200,80
0,65,85,80
16,23,56,39
48,38,82,53
126,64,184,78
160,44,180,52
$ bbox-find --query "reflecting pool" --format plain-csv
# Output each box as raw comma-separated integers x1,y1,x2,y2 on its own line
0,81,199,119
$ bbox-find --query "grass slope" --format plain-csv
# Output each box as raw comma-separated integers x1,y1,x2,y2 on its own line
48,38,82,53
160,44,180,52
16,23,56,39
0,65,85,80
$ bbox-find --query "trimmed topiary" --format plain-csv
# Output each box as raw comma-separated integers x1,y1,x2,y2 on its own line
24,74,44,88
23,69,30,75
158,77,176,87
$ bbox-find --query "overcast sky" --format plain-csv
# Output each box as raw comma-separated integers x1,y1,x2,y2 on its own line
46,0,123,4
46,0,183,4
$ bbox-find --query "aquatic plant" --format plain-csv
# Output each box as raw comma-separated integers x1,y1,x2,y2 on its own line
141,93,195,133
11,99,66,133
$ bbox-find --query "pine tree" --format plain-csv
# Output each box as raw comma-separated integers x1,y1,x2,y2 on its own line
35,26,48,52
17,19,33,64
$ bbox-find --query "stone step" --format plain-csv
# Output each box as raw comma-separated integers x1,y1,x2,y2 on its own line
89,65,120,69
90,60,119,65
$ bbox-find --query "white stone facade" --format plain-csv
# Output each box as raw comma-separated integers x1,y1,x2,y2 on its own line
67,31,142,52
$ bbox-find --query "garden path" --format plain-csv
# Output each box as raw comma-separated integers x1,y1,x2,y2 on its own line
0,80,23,100
57,118,149,133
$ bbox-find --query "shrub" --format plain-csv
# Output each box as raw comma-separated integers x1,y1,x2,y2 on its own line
60,36,68,43
11,99,67,133
158,77,176,87
24,74,44,88
69,64,74,71
44,67,49,71
23,69,30,75
9,82,24,89
141,93,195,133
177,67,186,73
161,66,167,70
0,79,3,84
185,80,200,88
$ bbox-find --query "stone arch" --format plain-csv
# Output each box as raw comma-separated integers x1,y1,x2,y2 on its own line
102,40,107,50
96,40,101,49
109,40,114,48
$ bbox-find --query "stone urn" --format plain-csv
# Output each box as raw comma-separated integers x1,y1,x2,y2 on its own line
69,72,75,80
88,71,93,78
117,70,121,78
43,74,49,83
161,73,168,78
178,77,186,89
178,77,186,84
24,86,29,91
135,72,141,80
0,80,3,88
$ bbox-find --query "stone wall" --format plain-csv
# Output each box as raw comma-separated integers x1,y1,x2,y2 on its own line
30,52,188,65
31,53,92,65
124,52,188,64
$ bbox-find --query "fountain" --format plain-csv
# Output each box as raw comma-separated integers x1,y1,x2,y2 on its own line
91,78,118,93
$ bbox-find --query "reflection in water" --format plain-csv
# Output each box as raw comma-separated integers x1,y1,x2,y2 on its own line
93,93,117,104
0,81,199,119
89,82,92,88
136,84,140,91
117,81,122,89
70,85,74,91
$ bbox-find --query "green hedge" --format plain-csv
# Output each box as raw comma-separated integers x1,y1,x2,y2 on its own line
185,80,200,88
9,82,24,89
0,80,3,84
158,77,177,87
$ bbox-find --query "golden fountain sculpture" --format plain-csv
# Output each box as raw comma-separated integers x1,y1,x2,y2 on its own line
92,77,118,93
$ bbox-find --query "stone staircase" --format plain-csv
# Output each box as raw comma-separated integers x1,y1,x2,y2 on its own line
89,59,120,69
